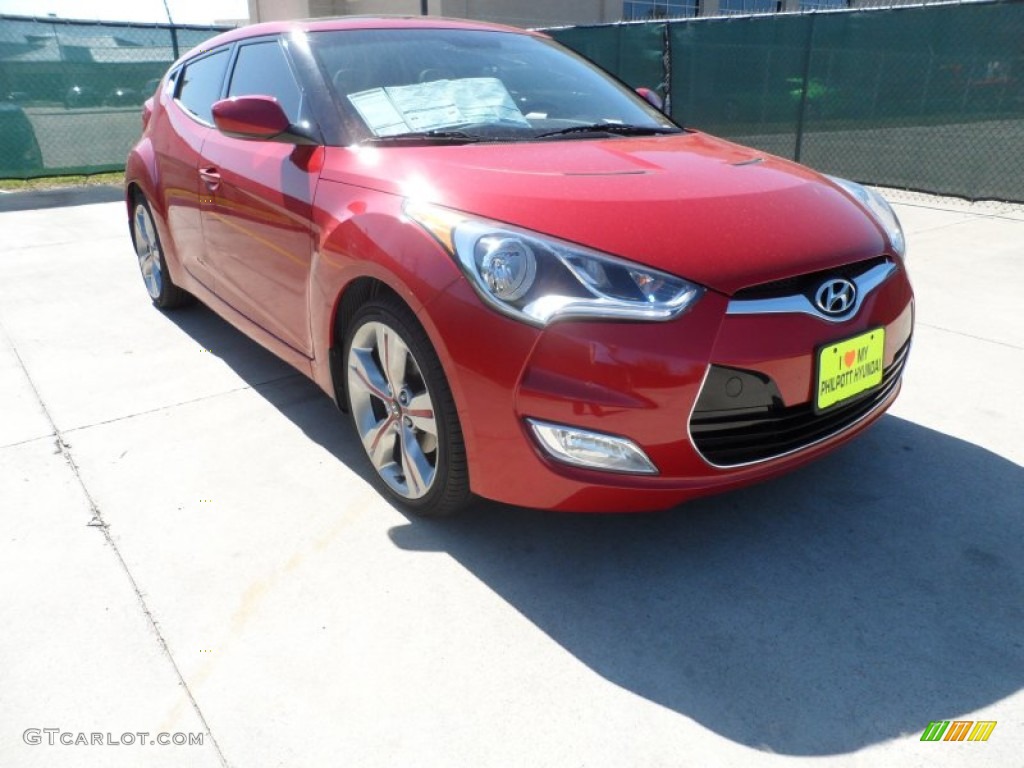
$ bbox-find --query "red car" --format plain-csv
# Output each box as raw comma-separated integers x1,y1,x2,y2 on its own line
125,17,913,516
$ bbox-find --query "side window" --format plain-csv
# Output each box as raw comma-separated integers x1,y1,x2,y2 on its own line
228,41,303,124
177,49,229,124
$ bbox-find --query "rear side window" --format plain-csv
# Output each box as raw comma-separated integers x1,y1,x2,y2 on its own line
177,49,229,124
228,40,304,124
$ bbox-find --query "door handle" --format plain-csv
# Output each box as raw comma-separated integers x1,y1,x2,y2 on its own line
199,166,221,191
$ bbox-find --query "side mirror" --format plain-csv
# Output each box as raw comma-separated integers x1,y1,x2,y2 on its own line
211,95,316,145
636,87,665,113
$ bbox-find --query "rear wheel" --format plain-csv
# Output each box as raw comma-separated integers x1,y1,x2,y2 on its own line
131,195,190,309
344,297,470,516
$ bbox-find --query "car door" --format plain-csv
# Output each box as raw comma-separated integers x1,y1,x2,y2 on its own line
155,49,230,290
198,37,318,358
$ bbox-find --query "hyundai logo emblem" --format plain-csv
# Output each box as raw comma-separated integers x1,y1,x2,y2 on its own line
815,278,857,316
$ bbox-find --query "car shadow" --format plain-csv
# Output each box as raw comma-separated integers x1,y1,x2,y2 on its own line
163,302,378,487
167,301,1023,756
388,419,1023,755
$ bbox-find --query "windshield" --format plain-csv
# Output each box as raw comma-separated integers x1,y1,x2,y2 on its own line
307,28,680,143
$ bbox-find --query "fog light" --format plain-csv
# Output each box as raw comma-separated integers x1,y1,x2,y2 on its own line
527,419,658,475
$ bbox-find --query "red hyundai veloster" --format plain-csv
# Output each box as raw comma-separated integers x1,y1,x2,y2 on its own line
125,17,913,515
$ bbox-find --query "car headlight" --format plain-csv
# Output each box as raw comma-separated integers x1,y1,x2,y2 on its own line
828,176,906,258
405,202,703,327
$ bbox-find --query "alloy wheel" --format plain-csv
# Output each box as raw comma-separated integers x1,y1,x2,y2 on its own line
347,320,439,499
133,202,163,299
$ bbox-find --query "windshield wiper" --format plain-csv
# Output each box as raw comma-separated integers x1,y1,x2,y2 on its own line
535,123,681,139
364,129,482,145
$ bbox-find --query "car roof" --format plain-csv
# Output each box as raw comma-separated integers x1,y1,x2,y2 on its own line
180,15,543,64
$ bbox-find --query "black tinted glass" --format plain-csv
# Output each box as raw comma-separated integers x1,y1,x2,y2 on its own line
228,41,303,124
178,49,229,124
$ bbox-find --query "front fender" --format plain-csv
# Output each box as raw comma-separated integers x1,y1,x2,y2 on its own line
309,180,464,401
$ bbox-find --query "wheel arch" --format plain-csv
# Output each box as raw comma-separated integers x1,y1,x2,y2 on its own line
125,181,144,247
328,276,401,412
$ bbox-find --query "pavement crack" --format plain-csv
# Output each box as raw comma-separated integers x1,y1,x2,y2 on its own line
889,196,1024,223
61,371,306,435
6,234,124,252
916,322,1023,352
1,317,231,768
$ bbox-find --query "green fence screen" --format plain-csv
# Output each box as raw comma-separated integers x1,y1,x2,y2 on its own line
554,22,669,97
0,16,227,179
3,6,1023,201
551,0,1024,202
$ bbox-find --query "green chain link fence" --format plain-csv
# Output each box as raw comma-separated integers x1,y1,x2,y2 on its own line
3,5,1023,202
0,15,228,179
552,0,1024,202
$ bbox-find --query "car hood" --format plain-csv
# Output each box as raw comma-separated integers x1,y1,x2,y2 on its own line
320,132,887,295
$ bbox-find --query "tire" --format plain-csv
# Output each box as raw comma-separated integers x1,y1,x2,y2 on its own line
131,194,191,309
343,297,470,516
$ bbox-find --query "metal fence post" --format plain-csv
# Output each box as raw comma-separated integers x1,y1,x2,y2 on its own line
170,25,180,61
793,13,816,163
663,21,672,116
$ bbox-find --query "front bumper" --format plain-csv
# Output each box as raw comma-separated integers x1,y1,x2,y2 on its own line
423,258,914,512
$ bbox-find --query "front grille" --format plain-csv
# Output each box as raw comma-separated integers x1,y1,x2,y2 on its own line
690,342,910,467
731,256,890,301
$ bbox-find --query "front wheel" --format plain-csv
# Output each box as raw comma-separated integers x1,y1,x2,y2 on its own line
344,298,470,516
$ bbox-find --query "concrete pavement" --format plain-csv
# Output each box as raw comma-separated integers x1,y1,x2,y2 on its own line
1,188,1021,767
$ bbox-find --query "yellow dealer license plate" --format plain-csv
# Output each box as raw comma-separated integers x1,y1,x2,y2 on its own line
816,328,885,411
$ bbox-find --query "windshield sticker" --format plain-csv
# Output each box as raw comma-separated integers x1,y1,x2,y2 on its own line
348,77,529,136
385,80,465,133
347,90,409,137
